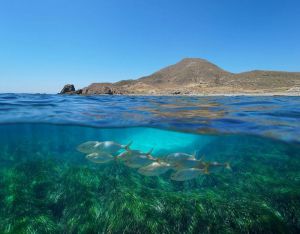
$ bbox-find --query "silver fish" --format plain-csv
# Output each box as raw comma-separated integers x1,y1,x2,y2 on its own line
165,152,196,166
117,150,141,160
85,152,114,164
170,168,204,181
124,155,155,168
117,148,153,161
172,158,203,170
76,141,100,154
138,162,171,176
95,141,132,154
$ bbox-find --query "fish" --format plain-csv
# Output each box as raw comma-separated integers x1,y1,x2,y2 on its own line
164,152,196,166
117,148,153,161
170,168,204,181
169,157,210,174
138,162,171,176
85,152,114,164
123,154,155,168
77,140,131,154
171,158,202,170
94,141,132,154
76,141,100,154
117,150,142,160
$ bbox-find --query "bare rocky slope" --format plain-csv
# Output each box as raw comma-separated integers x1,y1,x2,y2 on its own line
60,58,300,95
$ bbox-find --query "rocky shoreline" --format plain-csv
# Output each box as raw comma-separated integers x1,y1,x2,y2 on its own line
59,84,300,96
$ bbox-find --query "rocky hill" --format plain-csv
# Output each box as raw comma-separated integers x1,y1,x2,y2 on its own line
60,58,300,95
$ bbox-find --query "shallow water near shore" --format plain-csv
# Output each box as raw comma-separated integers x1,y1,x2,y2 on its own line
0,94,300,233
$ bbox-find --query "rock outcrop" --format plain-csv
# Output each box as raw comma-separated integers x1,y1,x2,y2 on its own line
60,84,75,94
59,58,300,95
82,83,115,95
59,84,83,95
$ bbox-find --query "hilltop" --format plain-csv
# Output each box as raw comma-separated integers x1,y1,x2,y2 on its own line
60,58,300,95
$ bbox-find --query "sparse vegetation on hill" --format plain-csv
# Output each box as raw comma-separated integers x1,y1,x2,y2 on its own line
60,58,300,95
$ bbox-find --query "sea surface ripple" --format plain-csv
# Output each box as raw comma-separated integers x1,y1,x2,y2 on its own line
0,93,299,143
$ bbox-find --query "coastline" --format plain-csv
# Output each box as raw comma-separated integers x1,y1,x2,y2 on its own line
2,92,300,96
59,92,300,97
122,92,300,96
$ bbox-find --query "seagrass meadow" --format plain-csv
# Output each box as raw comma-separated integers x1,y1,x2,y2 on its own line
0,123,299,234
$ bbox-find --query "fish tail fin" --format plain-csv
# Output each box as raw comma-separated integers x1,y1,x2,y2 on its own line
225,162,231,170
196,161,209,174
124,141,133,151
203,162,210,174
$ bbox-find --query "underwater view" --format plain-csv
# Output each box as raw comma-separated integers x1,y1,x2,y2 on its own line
0,94,300,233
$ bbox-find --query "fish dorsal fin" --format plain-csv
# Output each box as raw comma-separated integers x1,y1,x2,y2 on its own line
192,151,197,159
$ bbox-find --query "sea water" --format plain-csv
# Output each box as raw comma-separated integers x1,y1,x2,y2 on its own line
0,94,299,233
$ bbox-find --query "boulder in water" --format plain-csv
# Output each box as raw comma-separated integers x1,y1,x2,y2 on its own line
60,84,76,94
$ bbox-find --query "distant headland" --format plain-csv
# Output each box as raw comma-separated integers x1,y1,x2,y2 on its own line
60,58,300,96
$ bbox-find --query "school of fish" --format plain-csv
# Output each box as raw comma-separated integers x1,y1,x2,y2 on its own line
76,141,231,181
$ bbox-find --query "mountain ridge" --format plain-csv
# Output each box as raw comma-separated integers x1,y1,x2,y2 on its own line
60,58,300,95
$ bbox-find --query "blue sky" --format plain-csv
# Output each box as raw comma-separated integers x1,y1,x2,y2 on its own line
0,0,299,93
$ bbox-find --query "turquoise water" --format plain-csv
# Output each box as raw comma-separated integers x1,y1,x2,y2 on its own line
0,94,300,233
